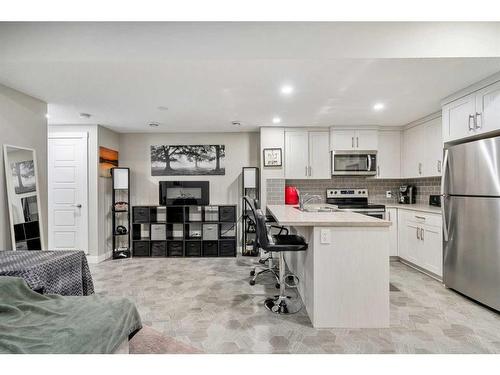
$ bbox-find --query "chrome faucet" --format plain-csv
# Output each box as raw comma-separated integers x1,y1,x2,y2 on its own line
298,192,322,211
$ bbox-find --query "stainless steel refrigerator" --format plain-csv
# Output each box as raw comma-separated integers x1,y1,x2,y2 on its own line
442,136,500,311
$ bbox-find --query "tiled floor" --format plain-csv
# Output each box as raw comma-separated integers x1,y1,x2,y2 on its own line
90,257,500,353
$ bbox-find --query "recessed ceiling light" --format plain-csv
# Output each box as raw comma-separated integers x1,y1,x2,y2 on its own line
157,106,169,111
149,122,160,128
79,112,91,119
280,85,294,95
272,117,282,124
373,103,385,111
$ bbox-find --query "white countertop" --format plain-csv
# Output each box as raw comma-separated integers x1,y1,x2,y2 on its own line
267,204,392,227
385,203,442,215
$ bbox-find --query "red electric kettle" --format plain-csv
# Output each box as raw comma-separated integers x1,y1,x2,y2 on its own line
285,186,299,205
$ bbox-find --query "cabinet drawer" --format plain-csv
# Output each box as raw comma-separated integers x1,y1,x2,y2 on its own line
133,241,150,257
185,241,201,257
151,241,166,257
219,240,236,257
167,241,184,257
219,206,236,222
202,241,218,257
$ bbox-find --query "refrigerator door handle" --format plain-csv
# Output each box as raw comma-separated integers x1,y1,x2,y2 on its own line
441,149,449,242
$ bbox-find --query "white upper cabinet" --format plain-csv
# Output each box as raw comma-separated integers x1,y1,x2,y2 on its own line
285,130,310,179
403,116,442,178
442,94,476,142
308,131,331,179
376,130,401,178
442,79,500,143
285,130,330,179
423,117,443,177
356,130,378,150
475,80,500,135
330,129,378,150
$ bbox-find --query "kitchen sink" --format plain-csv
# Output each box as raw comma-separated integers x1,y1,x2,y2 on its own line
294,204,339,213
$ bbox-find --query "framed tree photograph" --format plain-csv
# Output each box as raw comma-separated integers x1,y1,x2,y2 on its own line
263,148,282,167
151,145,225,176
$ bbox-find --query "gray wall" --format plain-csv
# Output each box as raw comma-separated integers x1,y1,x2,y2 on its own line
0,84,47,250
119,132,260,207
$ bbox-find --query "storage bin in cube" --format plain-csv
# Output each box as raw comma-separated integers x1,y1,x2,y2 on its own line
219,223,236,238
203,223,219,240
188,206,202,221
204,206,219,221
151,224,166,240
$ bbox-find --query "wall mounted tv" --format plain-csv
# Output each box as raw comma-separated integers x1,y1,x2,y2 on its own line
159,181,210,206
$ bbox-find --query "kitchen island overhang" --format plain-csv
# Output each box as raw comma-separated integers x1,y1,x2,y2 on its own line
267,205,392,329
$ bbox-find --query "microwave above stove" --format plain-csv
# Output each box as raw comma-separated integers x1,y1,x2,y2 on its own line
331,150,377,176
159,181,209,206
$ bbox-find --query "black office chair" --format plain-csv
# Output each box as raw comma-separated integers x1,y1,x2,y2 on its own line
243,196,282,286
253,208,308,314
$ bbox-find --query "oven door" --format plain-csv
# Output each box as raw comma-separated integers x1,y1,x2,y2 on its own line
332,151,377,175
342,208,385,219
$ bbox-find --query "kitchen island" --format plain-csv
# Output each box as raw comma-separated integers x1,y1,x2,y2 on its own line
267,204,391,328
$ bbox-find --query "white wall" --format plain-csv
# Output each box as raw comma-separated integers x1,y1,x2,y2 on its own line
0,84,47,250
119,132,259,207
260,127,285,208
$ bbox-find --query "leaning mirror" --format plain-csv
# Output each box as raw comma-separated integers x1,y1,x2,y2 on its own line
3,145,45,250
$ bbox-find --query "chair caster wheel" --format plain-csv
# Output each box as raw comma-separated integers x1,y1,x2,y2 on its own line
250,270,255,276
249,280,256,286
275,283,280,289
259,259,266,264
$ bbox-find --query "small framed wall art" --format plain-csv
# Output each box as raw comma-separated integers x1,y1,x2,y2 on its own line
263,148,282,167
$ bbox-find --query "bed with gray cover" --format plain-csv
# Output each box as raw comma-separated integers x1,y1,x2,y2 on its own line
0,276,142,354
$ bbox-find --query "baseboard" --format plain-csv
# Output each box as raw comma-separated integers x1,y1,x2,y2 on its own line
397,257,443,282
86,250,113,264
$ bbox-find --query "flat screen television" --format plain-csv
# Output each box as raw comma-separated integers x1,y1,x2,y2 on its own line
159,181,210,206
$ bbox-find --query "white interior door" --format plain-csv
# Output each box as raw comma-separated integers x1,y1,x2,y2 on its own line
48,133,88,252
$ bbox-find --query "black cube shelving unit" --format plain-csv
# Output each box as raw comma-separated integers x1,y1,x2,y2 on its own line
132,205,237,257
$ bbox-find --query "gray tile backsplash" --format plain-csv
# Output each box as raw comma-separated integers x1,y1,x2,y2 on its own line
267,176,440,206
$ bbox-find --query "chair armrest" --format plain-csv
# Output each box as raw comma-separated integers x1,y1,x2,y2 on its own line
269,225,289,235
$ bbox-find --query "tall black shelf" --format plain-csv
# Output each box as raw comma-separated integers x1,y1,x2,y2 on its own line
132,205,237,257
111,167,131,259
241,167,260,256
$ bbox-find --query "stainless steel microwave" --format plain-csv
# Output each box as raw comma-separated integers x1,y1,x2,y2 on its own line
331,150,377,176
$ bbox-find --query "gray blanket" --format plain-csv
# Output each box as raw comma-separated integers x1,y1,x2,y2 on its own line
0,250,94,296
0,277,142,354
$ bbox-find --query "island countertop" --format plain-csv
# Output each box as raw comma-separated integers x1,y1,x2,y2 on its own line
267,204,391,227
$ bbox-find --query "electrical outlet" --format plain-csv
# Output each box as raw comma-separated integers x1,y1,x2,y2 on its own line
320,229,331,244
386,191,392,198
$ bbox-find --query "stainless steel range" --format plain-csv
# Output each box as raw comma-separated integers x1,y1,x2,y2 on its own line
326,188,385,219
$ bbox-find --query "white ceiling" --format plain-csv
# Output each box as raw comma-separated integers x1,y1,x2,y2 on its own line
0,22,499,133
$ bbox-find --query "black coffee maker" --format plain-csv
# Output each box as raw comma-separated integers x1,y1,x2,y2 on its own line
399,185,416,204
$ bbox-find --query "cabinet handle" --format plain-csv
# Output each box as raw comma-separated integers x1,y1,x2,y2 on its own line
308,166,312,176
468,114,475,131
305,166,308,177
352,137,354,148
387,211,391,221
475,112,482,129
418,162,422,175
415,215,426,220
356,137,359,148
437,160,441,173
421,228,424,241
377,165,380,177
416,227,420,240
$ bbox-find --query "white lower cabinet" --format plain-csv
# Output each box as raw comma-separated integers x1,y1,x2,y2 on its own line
396,209,443,278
